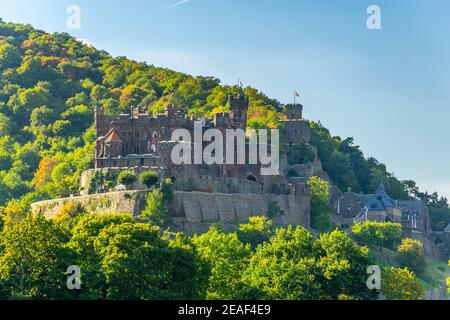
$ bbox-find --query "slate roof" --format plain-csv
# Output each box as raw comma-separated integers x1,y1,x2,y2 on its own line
359,182,397,211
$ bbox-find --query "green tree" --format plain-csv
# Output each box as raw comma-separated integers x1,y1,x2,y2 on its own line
381,267,424,300
0,43,21,70
243,226,321,300
315,229,378,300
237,216,273,250
61,104,93,134
117,170,137,187
352,221,402,250
308,176,333,232
396,238,426,275
94,222,204,299
0,113,16,136
67,213,134,299
193,227,253,299
139,188,170,227
288,143,315,165
30,105,56,130
139,171,160,189
0,215,74,299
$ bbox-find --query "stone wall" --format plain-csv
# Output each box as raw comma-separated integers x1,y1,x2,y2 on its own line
31,190,310,234
31,190,148,219
172,191,309,234
81,167,268,196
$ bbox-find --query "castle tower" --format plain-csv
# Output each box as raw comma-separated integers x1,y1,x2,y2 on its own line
94,105,104,131
228,94,248,130
282,103,310,146
286,103,303,120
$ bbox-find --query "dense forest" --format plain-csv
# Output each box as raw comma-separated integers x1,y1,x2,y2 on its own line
0,19,448,300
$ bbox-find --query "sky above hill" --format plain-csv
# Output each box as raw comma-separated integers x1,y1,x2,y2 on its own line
1,0,450,199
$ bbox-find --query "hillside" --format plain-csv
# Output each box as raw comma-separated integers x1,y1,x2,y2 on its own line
0,19,449,230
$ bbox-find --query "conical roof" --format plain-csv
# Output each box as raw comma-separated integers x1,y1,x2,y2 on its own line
104,125,123,144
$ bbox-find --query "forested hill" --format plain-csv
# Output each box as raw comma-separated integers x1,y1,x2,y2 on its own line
0,19,448,230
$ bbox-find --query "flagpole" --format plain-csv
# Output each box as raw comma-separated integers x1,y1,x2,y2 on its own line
294,91,296,105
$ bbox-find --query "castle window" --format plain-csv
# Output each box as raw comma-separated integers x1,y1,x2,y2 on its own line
135,132,139,138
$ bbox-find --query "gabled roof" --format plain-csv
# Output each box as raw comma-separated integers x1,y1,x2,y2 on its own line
358,182,397,211
104,127,123,144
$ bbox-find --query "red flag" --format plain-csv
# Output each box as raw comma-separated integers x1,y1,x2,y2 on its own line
294,90,300,97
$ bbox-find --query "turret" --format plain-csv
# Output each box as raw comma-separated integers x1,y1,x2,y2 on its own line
228,94,248,130
282,103,310,146
285,103,303,120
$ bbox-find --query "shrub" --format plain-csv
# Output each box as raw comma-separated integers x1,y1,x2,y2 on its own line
382,267,424,300
117,170,137,187
139,189,171,227
139,171,160,189
352,221,402,250
396,238,426,275
160,181,174,203
308,176,333,232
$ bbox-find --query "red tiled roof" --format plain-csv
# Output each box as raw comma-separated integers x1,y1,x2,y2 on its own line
104,127,123,143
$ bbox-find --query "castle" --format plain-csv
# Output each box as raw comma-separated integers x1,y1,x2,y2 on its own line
92,94,315,194
33,95,324,233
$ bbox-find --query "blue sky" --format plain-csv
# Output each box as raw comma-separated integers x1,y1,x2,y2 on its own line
1,0,450,198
